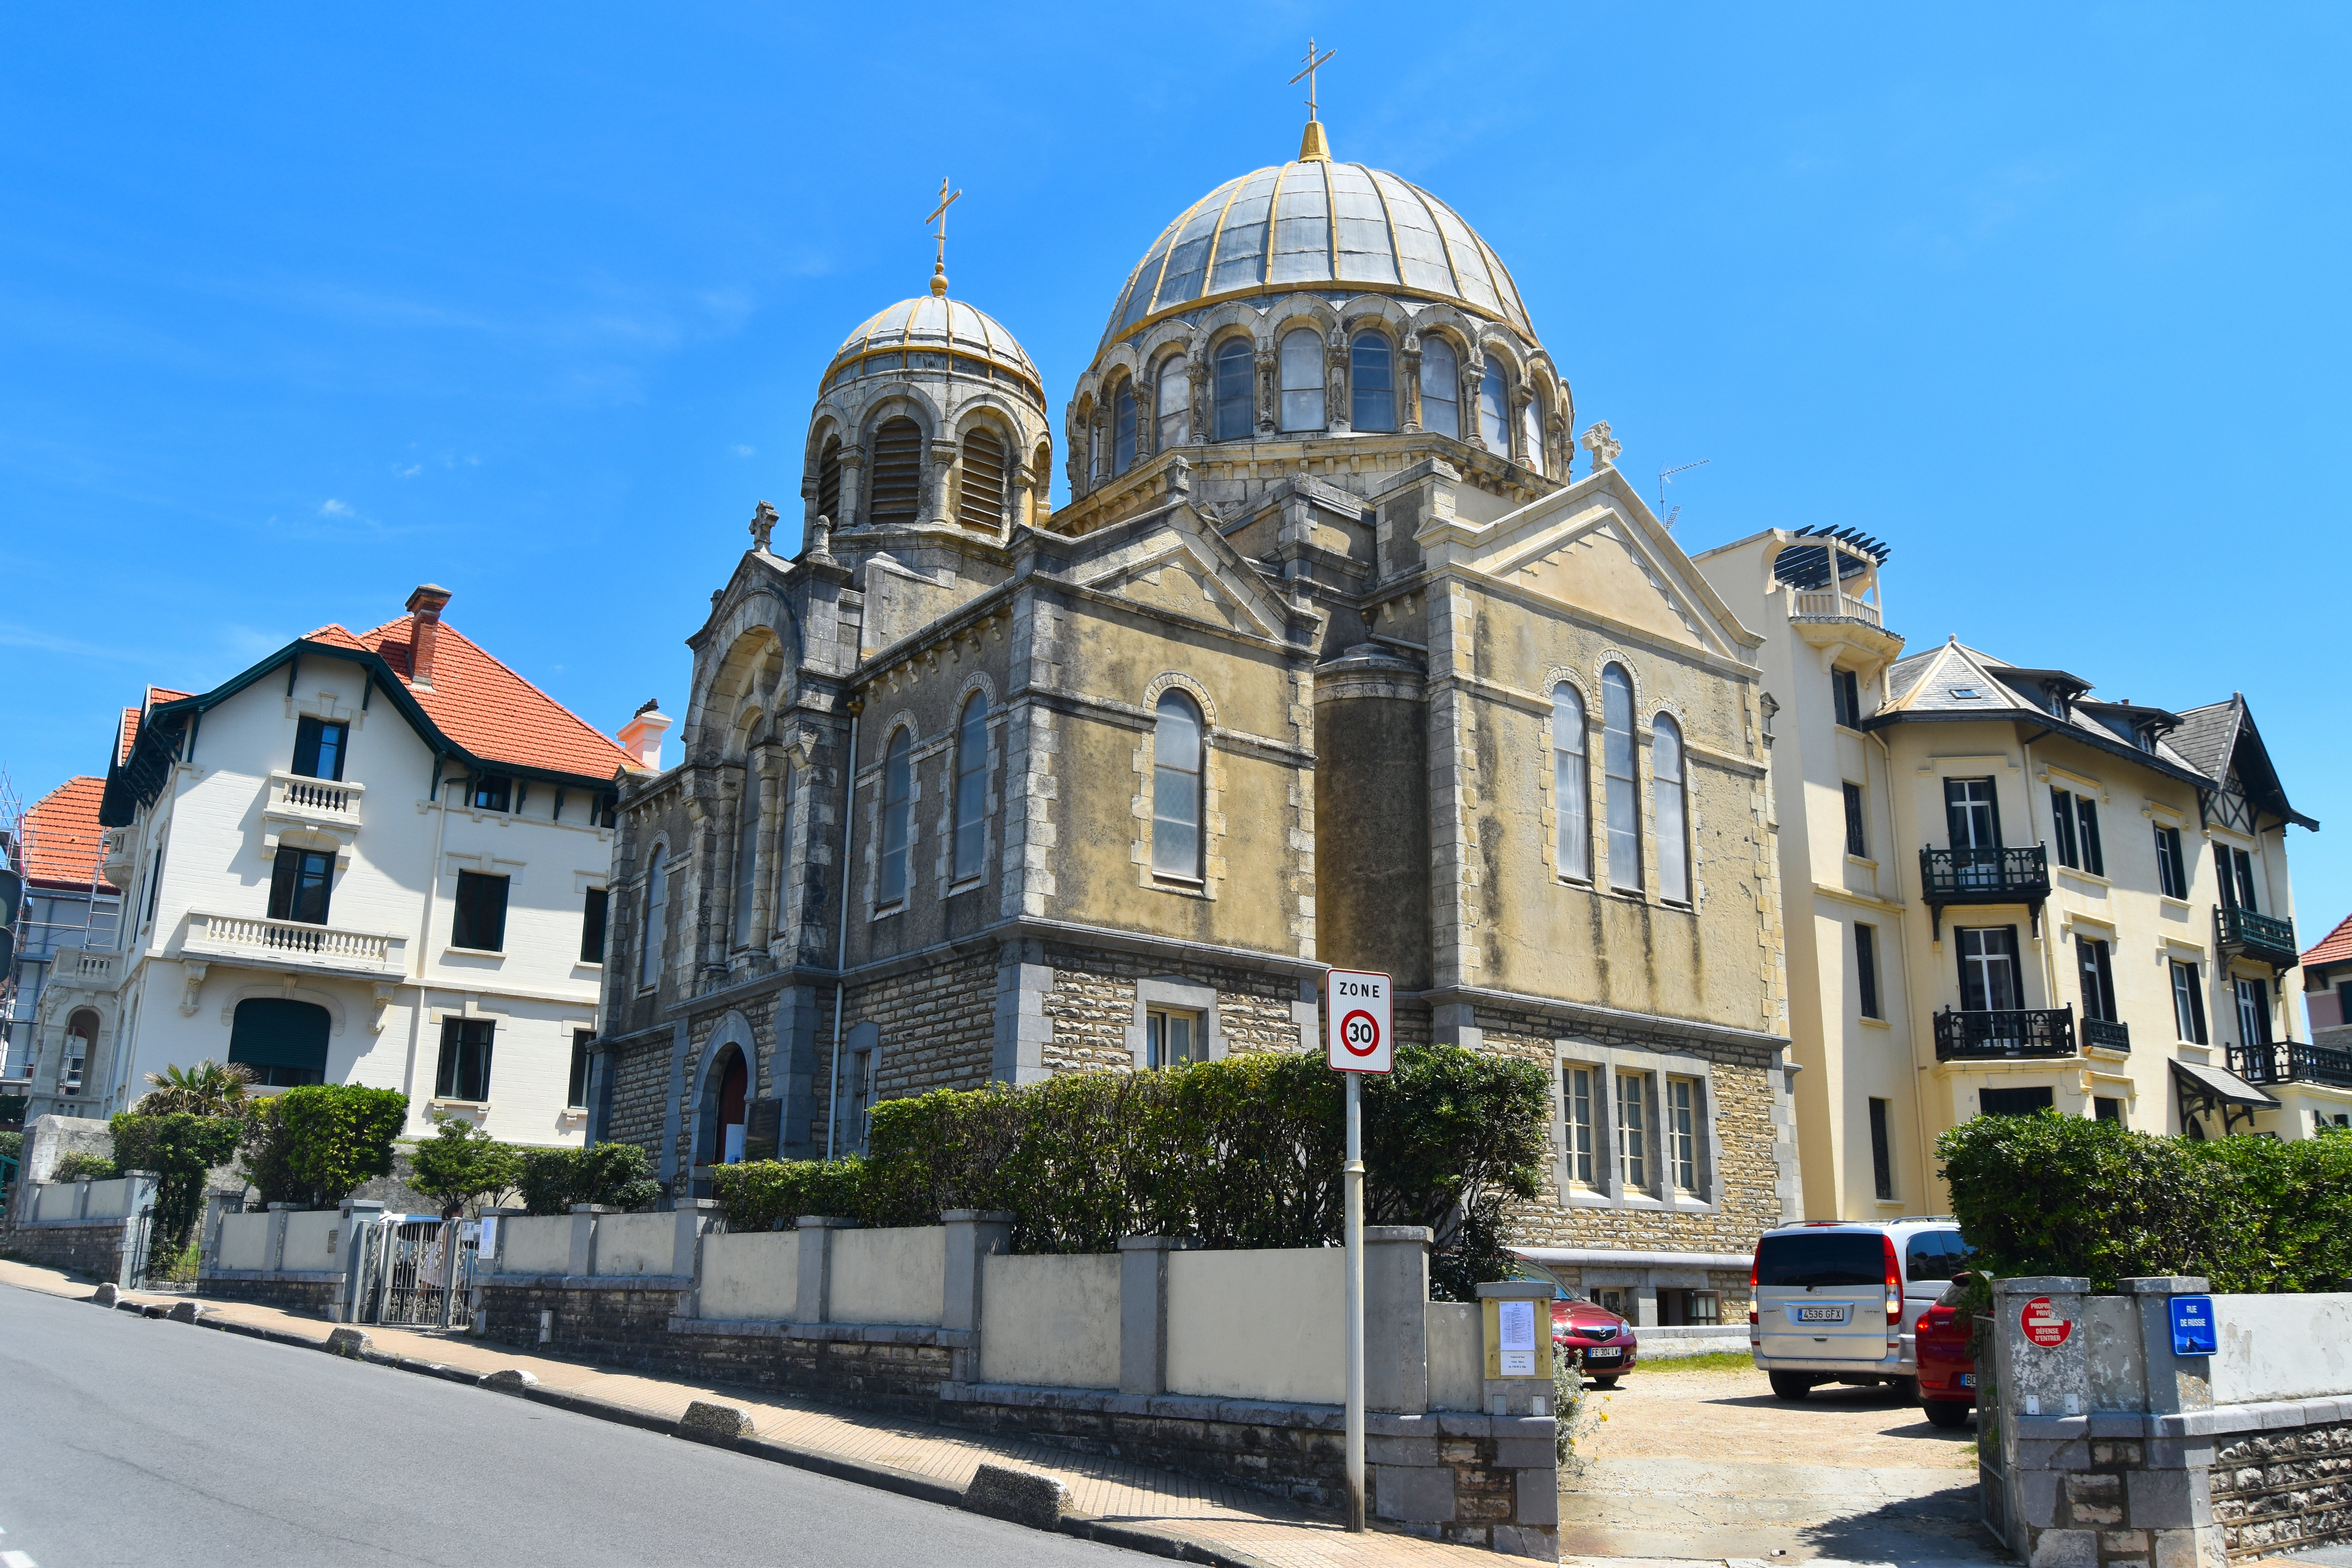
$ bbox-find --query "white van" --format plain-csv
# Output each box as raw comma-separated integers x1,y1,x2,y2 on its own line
1748,1219,1972,1400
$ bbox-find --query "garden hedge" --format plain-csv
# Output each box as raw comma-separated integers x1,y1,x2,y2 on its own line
1938,1112,2352,1292
710,1044,1552,1299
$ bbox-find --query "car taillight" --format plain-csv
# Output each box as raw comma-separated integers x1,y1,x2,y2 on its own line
1749,1247,1760,1324
1882,1234,1902,1324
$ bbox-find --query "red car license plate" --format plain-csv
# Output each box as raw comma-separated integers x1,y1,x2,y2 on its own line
1960,1373,1976,1387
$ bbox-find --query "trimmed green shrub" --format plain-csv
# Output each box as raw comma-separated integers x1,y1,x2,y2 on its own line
715,1045,1550,1298
1938,1113,2352,1292
407,1118,523,1220
517,1142,661,1217
109,1111,244,1252
240,1085,409,1208
49,1151,118,1182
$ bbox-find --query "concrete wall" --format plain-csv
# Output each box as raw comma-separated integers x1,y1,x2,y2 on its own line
31,1182,82,1222
216,1211,272,1271
495,1216,574,1276
80,1177,142,1221
830,1227,944,1326
281,1211,339,1271
1167,1247,1343,1405
698,1230,800,1322
977,1252,1119,1388
591,1212,679,1277
2213,1293,2352,1405
1426,1301,1483,1412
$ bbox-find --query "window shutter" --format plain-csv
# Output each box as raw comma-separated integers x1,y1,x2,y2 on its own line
2077,798,2103,876
868,418,924,526
2214,844,2235,906
2049,787,2077,867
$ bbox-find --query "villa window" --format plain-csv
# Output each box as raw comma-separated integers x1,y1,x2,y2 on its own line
1563,1065,1596,1186
2154,824,2188,899
580,887,607,964
435,1018,495,1102
568,1029,593,1110
1478,359,1509,451
450,870,510,953
1278,328,1325,432
2236,976,2273,1047
1831,667,1862,728
1653,713,1690,904
1957,927,2022,1011
2171,959,2209,1044
1419,338,1460,437
267,846,334,926
1665,1076,1699,1192
1616,1071,1649,1190
1350,332,1395,432
1156,355,1191,450
472,773,513,813
1146,1007,1204,1067
878,727,913,906
1601,665,1640,891
1844,781,1869,858
1869,1098,1895,1200
1856,924,1882,1019
2077,936,2118,1023
2051,788,2104,875
1212,339,1254,441
1152,690,1204,879
1552,683,1590,881
292,716,347,782
953,691,988,882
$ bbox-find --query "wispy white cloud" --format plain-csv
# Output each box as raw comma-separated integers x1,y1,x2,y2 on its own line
731,443,756,457
394,462,422,478
319,497,355,517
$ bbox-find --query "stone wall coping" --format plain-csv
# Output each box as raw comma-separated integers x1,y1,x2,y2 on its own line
938,1380,1556,1444
1116,1235,1203,1252
2011,1396,2352,1443
5,1217,145,1232
2121,1276,2210,1294
941,1210,1015,1223
197,1269,343,1284
477,1273,693,1291
1994,1276,2091,1295
1414,981,1793,1054
667,1317,975,1348
1476,1280,1554,1300
1363,1227,1434,1244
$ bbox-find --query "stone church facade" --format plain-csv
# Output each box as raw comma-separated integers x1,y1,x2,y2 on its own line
592,124,1799,1323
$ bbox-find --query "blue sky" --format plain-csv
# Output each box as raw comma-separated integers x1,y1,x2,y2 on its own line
4,5,2349,934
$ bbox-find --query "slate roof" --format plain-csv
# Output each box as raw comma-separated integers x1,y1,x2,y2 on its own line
20,777,114,892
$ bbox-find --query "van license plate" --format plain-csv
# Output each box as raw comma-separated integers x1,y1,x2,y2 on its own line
1796,1306,1849,1323
1960,1373,1976,1388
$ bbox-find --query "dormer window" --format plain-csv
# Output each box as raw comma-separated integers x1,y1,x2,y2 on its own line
472,774,513,812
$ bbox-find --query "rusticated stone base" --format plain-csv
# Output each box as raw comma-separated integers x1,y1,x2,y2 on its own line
195,1271,340,1317
2213,1418,2352,1561
4,1220,140,1285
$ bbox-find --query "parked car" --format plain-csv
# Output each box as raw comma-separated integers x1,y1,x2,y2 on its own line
1749,1219,1974,1401
1914,1272,1980,1427
1552,1289,1640,1387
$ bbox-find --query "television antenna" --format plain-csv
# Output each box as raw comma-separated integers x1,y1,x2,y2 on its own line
1657,459,1710,530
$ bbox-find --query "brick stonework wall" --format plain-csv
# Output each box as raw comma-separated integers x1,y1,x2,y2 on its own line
4,1220,136,1285
196,1274,339,1317
607,1028,674,1160
2213,1419,2352,1561
1041,943,1303,1072
831,950,1000,1102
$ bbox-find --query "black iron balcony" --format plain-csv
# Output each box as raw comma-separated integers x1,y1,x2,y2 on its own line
2215,905,2299,971
1920,846,2051,939
2229,1041,2352,1088
2082,1017,2131,1053
1934,1006,2076,1062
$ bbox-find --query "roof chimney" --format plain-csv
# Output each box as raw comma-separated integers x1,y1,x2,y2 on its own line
405,584,452,691
618,699,671,771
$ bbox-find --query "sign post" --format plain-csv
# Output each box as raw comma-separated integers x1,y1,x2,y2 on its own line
1325,968,1391,1534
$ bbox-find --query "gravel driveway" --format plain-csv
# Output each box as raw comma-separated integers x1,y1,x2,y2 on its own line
1558,1364,2009,1565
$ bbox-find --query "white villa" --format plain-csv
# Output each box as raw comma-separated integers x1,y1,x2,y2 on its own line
20,584,658,1143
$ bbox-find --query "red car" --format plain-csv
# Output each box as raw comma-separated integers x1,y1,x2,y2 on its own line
1552,1292,1640,1387
1914,1272,1978,1427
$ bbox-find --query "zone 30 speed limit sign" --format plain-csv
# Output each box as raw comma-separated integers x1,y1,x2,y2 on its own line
1325,969,1393,1074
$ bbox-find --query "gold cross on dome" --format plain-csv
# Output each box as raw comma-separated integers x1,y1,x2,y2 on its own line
926,176,962,296
1289,38,1336,121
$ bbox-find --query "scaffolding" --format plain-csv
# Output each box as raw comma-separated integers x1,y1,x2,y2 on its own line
0,769,122,1085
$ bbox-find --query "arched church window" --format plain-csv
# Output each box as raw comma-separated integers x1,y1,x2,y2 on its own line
640,846,669,987
868,417,923,526
816,436,842,524
953,692,988,882
1552,684,1590,882
1112,384,1138,473
1601,666,1641,891
1420,338,1460,438
731,762,762,950
1152,690,1203,879
957,426,1006,530
1479,360,1510,452
878,727,913,906
1278,328,1325,432
1350,332,1395,432
1156,356,1190,452
1212,339,1254,441
1522,389,1546,475
1653,714,1690,905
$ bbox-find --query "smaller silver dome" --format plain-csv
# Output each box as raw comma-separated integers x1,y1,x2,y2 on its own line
825,295,1042,404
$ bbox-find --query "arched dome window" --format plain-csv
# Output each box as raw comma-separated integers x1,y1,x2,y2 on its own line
1113,383,1138,474
817,436,842,524
1350,332,1395,432
1420,338,1460,438
731,763,763,949
1213,339,1254,441
1552,683,1589,882
1155,356,1190,451
1278,329,1325,432
953,692,988,882
878,726,913,906
1478,360,1510,452
869,417,923,526
1152,690,1204,879
1653,713,1690,904
1601,665,1640,891
958,426,1006,530
1522,389,1546,475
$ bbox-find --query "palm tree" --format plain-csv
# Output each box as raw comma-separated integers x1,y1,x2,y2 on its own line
137,1060,255,1118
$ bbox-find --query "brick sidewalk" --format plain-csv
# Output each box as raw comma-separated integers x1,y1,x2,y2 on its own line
0,1259,1639,1568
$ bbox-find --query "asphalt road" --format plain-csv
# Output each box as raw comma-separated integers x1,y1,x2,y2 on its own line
0,1285,1137,1568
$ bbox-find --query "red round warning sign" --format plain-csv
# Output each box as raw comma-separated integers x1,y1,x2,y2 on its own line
2020,1296,2073,1348
1339,1009,1380,1057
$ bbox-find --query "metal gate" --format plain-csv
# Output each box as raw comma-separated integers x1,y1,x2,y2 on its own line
359,1217,476,1328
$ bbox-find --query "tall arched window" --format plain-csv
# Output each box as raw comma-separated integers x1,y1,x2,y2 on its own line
953,692,988,882
1552,684,1590,882
1212,339,1254,441
957,426,1006,529
63,1007,100,1095
731,764,762,949
1112,383,1138,474
1478,360,1510,452
1278,328,1325,432
816,436,842,524
226,998,329,1088
770,772,794,925
1420,338,1460,438
1601,665,1641,891
1152,690,1204,879
868,417,923,526
1350,332,1395,432
878,728,913,905
1653,715,1690,904
639,847,668,987
1521,389,1546,475
1156,355,1190,451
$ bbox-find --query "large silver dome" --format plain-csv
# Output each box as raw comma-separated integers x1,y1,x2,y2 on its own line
1100,160,1534,350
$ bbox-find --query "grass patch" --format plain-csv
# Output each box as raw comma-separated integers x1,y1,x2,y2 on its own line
1633,1350,1757,1374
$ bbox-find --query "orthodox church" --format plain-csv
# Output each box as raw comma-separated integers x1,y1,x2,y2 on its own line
594,106,1798,1321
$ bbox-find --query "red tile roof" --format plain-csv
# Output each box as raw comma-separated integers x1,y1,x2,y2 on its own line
2303,911,2352,971
347,615,633,781
20,777,114,892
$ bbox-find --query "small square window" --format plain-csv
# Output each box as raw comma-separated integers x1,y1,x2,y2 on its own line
472,774,514,812
451,871,510,953
1146,1007,1205,1068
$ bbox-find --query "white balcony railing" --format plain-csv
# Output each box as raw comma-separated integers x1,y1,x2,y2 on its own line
1791,587,1883,626
267,770,365,820
184,911,407,975
49,947,118,984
